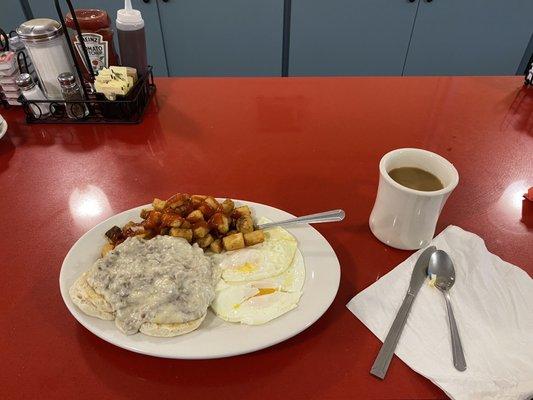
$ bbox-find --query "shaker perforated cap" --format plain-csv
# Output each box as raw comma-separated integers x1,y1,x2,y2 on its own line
16,19,63,42
116,0,144,30
15,73,36,90
57,72,76,87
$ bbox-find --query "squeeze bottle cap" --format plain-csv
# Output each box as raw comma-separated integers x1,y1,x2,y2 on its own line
116,0,144,30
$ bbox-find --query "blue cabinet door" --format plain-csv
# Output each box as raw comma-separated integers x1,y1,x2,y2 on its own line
0,0,28,34
157,0,284,76
26,0,168,76
289,0,420,76
404,0,533,75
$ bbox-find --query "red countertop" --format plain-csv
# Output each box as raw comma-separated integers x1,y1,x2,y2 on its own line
0,77,532,400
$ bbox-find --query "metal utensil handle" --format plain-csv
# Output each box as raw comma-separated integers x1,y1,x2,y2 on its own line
370,293,415,379
257,209,345,229
444,292,467,371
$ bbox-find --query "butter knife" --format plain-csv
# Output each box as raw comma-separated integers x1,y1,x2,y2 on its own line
370,246,436,379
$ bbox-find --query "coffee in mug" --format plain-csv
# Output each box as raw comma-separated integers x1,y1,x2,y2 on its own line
388,167,444,192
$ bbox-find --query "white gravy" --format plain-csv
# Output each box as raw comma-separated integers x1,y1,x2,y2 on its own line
87,236,217,335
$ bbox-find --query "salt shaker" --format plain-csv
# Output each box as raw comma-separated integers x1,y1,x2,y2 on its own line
15,73,50,118
58,72,89,119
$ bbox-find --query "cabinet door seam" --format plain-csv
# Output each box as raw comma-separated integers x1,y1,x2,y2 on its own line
282,0,292,77
401,0,421,76
155,0,170,77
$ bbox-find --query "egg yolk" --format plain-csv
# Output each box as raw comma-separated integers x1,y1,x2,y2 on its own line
232,288,276,309
236,263,256,273
255,288,276,297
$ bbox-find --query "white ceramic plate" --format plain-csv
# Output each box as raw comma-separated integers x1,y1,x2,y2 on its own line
60,200,341,359
0,114,7,139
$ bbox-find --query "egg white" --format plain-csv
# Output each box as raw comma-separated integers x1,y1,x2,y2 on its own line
217,224,297,283
211,248,305,325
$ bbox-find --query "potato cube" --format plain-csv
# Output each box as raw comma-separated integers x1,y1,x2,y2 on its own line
220,198,235,215
236,205,251,215
177,204,194,217
181,220,192,229
136,231,151,239
204,196,220,210
231,205,251,219
192,221,209,238
209,212,230,234
196,234,214,248
105,225,124,244
152,198,166,211
244,230,265,246
236,214,254,234
191,194,207,207
209,239,223,254
143,210,162,229
166,193,190,209
124,222,146,237
140,208,151,219
101,243,114,257
160,212,184,228
186,209,204,223
197,202,215,218
122,221,136,231
222,232,245,251
142,229,154,239
170,228,193,242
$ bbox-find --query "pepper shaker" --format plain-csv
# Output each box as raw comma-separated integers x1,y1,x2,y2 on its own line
58,72,89,119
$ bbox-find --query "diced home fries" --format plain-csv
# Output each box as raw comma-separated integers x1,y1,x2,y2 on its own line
104,194,265,254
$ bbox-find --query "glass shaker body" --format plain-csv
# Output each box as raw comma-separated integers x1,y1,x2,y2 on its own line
17,19,78,100
61,86,90,119
24,36,76,100
58,73,89,119
15,73,50,118
21,86,51,118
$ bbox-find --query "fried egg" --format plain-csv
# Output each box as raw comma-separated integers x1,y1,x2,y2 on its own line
211,220,305,325
216,224,297,282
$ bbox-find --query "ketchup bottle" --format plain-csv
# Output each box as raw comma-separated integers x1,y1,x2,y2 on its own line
65,9,120,79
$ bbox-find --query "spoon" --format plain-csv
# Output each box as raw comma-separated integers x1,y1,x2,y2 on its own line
256,209,345,230
428,250,467,371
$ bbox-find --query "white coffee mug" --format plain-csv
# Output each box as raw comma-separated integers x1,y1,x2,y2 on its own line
369,148,459,250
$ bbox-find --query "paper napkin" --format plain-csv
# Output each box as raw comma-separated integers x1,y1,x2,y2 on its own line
347,226,533,400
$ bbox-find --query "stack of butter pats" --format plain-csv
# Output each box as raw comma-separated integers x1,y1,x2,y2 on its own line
94,66,137,100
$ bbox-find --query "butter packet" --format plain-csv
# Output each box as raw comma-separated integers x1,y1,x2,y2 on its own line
94,66,137,100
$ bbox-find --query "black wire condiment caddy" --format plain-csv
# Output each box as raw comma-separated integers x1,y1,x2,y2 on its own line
17,0,156,124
